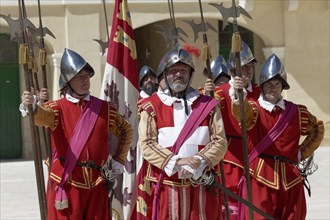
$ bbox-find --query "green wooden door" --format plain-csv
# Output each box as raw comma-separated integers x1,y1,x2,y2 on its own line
0,33,22,159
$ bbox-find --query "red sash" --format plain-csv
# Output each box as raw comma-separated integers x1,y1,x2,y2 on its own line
54,96,102,210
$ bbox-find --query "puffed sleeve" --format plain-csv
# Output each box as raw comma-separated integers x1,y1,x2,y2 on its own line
109,112,133,165
298,105,325,160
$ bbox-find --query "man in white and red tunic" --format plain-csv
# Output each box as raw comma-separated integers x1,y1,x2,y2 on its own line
21,48,133,220
136,46,228,220
231,53,324,219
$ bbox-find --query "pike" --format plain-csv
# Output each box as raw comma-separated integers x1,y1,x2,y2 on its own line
95,0,116,214
20,0,48,217
209,1,252,31
20,0,44,165
168,0,178,45
193,0,230,219
17,0,47,219
93,0,109,55
209,1,254,219
154,0,187,48
197,0,212,91
181,18,217,44
100,0,115,105
21,0,39,98
36,0,55,173
210,177,275,220
179,2,232,217
0,13,35,44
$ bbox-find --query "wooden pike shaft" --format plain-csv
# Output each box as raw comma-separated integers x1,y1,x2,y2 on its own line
22,63,48,220
197,1,229,216
230,2,253,218
37,0,52,167
18,0,47,218
234,51,254,220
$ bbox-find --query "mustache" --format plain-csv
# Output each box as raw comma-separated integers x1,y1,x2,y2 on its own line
145,82,155,87
172,76,185,81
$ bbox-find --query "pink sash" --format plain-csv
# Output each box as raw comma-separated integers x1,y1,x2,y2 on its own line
54,96,103,210
237,101,297,219
152,95,219,220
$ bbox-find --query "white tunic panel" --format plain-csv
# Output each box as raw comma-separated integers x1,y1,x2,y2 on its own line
158,99,210,157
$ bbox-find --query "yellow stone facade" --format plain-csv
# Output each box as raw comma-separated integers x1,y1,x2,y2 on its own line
1,0,328,158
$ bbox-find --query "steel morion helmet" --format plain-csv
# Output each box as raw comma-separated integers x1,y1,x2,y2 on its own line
229,41,257,69
139,65,157,88
59,48,95,90
157,46,195,98
259,53,290,90
210,55,231,81
157,46,195,77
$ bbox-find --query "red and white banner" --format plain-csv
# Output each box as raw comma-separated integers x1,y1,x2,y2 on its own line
99,0,139,219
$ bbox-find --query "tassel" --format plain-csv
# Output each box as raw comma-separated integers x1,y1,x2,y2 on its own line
39,48,47,65
32,58,38,74
19,44,29,64
231,32,242,53
28,55,33,70
55,199,69,210
55,186,69,210
202,44,212,61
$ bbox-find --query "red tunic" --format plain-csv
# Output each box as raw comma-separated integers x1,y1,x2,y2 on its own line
35,96,129,220
214,82,260,218
44,98,111,219
49,98,110,187
214,82,260,167
238,101,309,220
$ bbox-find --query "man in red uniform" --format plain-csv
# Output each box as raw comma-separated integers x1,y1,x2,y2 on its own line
200,55,231,95
136,46,228,220
203,42,260,219
21,48,133,220
232,53,324,219
209,55,231,87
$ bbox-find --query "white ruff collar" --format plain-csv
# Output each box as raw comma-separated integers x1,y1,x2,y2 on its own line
258,93,285,112
65,93,90,103
157,87,200,106
139,90,150,99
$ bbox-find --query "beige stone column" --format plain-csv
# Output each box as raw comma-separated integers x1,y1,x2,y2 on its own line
50,53,61,100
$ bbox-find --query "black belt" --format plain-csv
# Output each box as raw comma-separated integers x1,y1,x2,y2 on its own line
259,153,312,197
58,157,102,170
226,135,242,140
259,153,296,165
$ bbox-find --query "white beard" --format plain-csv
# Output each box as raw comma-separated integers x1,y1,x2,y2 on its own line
169,82,187,93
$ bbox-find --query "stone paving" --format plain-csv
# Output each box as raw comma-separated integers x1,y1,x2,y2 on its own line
1,147,329,219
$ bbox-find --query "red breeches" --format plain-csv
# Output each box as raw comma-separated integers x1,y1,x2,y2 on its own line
47,180,110,220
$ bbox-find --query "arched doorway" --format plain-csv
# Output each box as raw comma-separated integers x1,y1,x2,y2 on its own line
134,18,263,88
